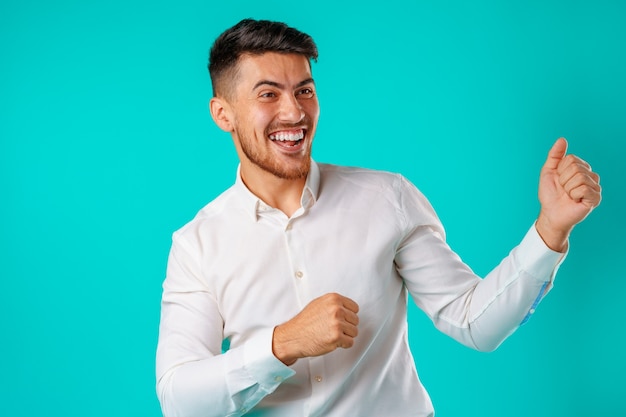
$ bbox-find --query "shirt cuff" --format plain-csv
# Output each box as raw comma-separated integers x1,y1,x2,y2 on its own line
244,327,296,392
514,223,568,285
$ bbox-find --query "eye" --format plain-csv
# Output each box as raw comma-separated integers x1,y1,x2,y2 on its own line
260,91,276,98
297,87,315,98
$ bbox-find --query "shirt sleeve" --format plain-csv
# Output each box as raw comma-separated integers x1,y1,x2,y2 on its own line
156,233,295,417
395,176,566,352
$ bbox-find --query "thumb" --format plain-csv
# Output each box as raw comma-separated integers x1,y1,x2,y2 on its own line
543,137,568,171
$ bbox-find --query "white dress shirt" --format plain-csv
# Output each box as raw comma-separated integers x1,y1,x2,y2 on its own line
156,161,565,417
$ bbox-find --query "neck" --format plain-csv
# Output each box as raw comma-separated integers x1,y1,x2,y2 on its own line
240,162,307,217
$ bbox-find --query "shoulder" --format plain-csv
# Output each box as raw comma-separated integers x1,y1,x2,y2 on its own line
316,163,431,204
316,162,441,232
172,185,242,244
317,163,405,192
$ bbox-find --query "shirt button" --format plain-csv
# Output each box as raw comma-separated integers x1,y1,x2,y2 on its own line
274,376,283,382
315,375,323,382
529,308,536,314
295,270,304,279
285,223,292,231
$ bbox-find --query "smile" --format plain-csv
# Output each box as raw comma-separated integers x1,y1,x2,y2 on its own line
269,129,305,142
268,129,306,150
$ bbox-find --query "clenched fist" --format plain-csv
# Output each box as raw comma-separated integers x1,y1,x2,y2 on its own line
536,138,602,252
272,293,360,365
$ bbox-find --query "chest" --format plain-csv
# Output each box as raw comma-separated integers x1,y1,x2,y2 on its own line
201,203,404,346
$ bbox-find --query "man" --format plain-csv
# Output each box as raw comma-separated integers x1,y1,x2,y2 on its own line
156,19,601,417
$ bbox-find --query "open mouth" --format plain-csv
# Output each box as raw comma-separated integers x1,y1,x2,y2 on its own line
268,128,306,150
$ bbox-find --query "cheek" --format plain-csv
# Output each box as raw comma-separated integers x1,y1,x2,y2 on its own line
303,100,320,120
246,108,275,134
233,102,272,130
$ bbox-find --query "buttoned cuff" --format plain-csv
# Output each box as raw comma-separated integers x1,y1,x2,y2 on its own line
244,327,296,392
515,224,568,286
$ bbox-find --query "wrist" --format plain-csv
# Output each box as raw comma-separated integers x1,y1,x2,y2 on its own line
272,326,297,366
535,213,570,253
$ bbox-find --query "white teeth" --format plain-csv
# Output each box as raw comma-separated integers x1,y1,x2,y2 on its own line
269,130,304,141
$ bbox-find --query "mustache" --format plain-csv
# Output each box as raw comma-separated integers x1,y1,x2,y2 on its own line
265,116,313,135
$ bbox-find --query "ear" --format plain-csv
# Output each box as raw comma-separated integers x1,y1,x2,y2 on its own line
209,97,234,132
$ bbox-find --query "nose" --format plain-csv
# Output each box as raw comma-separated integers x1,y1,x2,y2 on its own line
278,94,305,123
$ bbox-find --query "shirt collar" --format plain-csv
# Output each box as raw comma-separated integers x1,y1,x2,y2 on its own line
234,160,320,221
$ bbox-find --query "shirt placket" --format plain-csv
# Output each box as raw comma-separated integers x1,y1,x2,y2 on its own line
282,216,311,322
283,215,329,415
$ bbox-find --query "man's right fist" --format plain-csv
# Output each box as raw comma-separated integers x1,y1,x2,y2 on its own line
272,293,360,365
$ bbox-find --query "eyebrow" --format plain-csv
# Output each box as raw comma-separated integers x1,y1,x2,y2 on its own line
252,78,315,91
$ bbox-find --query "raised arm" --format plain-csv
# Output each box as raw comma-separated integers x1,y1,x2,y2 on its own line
397,140,601,351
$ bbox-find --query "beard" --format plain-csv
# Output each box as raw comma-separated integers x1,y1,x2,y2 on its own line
236,119,313,180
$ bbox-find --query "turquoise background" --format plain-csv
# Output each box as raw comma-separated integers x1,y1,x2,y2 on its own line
2,0,625,416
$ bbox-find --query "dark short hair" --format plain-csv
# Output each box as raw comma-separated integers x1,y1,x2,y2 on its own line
208,19,318,98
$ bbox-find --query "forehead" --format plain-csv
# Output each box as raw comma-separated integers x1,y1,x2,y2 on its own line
235,52,313,89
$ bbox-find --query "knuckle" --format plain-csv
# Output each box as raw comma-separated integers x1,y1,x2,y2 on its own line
326,292,341,303
564,154,578,164
329,326,343,341
329,304,342,317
